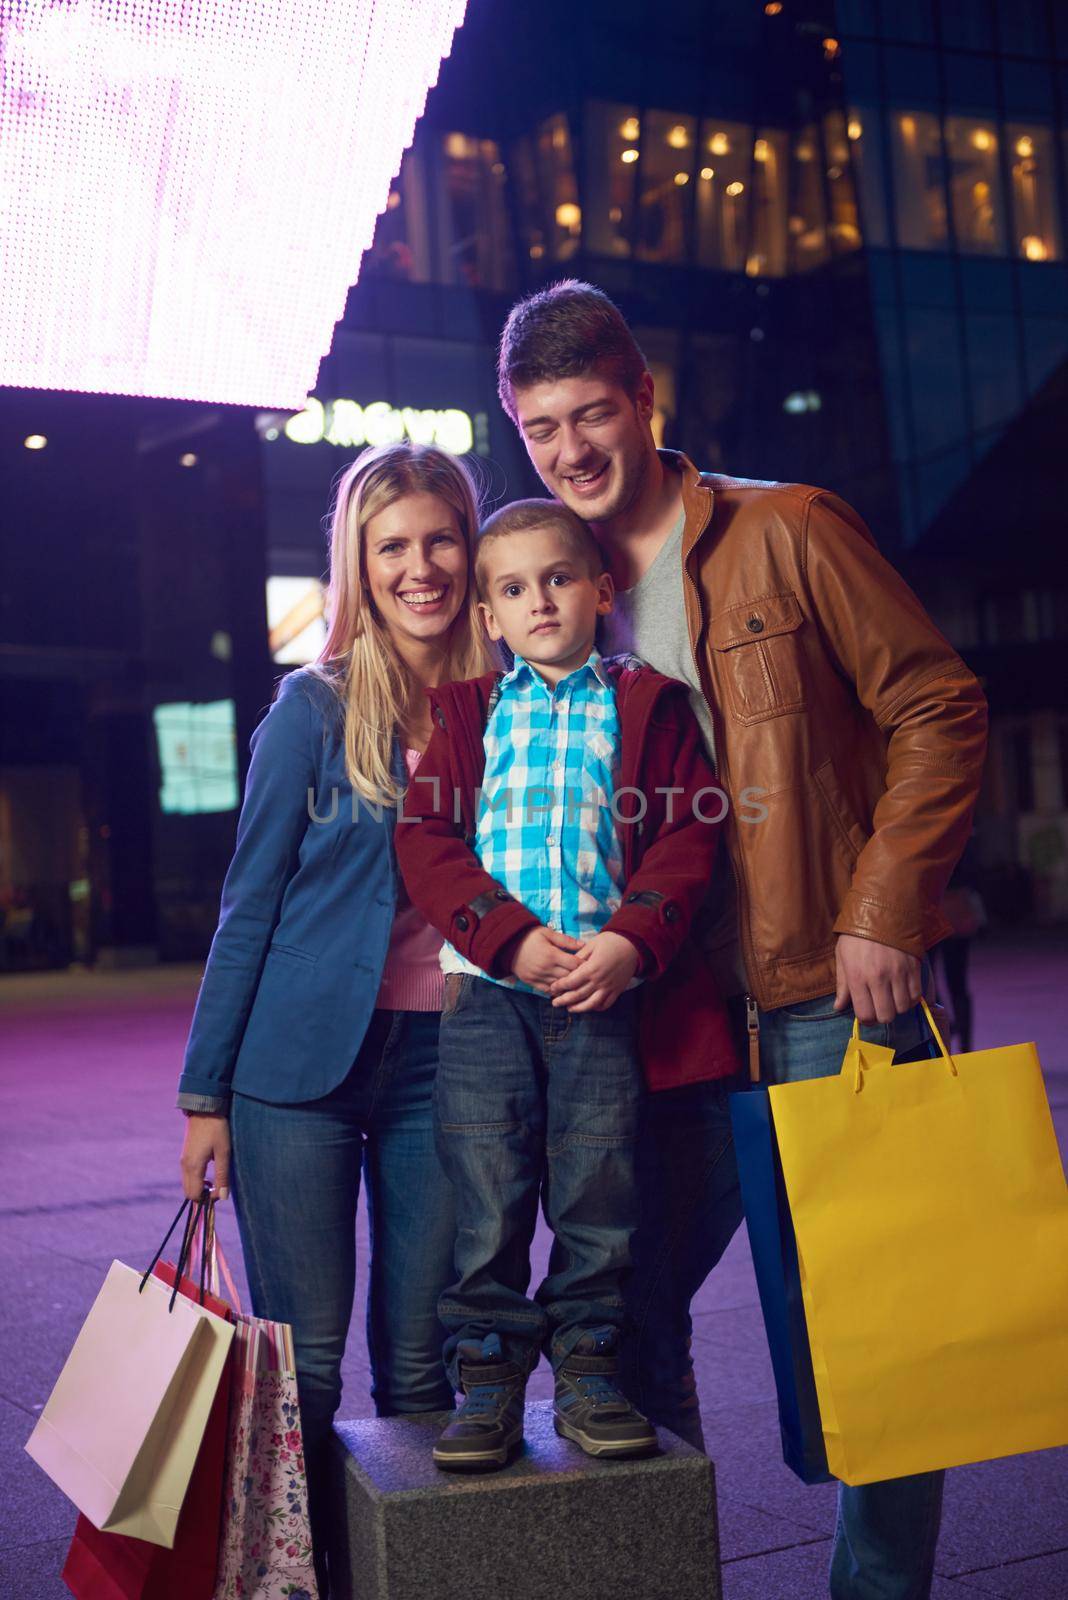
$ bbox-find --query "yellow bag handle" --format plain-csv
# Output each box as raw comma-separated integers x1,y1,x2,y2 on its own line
849,996,958,1079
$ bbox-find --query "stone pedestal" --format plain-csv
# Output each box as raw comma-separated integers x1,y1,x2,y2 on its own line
330,1401,721,1600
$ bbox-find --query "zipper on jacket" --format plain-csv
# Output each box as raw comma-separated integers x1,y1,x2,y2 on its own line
745,993,760,1083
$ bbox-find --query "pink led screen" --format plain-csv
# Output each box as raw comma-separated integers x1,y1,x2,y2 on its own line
0,0,467,405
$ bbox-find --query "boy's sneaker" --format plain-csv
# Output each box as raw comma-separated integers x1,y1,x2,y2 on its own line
553,1328,658,1459
433,1334,526,1472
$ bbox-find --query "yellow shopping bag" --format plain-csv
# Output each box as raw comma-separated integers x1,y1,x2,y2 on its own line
767,1000,1068,1486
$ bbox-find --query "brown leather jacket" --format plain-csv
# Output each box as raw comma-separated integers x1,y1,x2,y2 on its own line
668,452,988,1010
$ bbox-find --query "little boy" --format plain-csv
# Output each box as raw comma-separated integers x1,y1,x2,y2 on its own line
396,498,736,1471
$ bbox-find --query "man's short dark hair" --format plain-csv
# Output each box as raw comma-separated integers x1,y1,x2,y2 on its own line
476,499,605,596
497,280,648,421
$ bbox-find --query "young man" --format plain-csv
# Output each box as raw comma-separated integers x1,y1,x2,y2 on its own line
496,282,988,1598
395,499,738,1471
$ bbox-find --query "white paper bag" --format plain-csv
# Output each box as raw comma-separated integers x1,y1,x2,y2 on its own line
26,1260,234,1547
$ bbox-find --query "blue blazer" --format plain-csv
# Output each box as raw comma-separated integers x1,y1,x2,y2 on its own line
179,669,404,1105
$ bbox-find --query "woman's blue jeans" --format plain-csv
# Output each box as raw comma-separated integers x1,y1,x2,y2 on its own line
230,1008,456,1585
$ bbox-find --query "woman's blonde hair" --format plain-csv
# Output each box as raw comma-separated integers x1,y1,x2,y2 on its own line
312,441,490,803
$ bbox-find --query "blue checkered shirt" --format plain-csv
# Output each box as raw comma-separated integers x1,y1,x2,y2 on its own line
441,651,625,988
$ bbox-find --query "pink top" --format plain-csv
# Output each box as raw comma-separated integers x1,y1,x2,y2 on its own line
375,748,445,1012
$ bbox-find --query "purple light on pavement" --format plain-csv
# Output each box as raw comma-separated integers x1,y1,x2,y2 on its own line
0,0,467,406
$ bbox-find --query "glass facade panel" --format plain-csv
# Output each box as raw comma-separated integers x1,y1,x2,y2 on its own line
965,314,1022,431
846,107,889,246
788,124,829,270
695,120,751,272
538,115,582,261
749,128,789,276
944,118,1006,255
996,1,1050,58
939,0,995,51
585,102,639,257
1006,124,1062,263
823,111,862,254
889,111,948,249
636,112,696,263
365,151,432,281
905,306,966,455
438,134,515,288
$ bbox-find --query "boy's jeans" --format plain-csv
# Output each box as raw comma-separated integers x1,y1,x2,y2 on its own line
623,991,944,1600
434,975,642,1386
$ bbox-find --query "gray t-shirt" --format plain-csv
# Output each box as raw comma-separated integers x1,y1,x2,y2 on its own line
601,511,746,994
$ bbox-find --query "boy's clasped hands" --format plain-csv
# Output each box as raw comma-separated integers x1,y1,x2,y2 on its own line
510,925,640,1012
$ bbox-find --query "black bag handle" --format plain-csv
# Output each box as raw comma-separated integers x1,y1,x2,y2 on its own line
139,1188,215,1312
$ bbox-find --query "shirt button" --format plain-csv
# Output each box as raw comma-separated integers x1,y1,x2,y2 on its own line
747,616,765,633
455,913,469,932
546,835,556,846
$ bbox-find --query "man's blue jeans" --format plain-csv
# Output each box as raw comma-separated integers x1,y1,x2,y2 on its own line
230,1009,456,1585
434,974,642,1385
623,991,944,1600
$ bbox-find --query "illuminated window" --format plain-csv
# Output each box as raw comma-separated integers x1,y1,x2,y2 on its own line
153,702,238,816
438,135,515,289
846,108,889,247
889,112,948,250
822,111,862,255
788,125,829,270
749,129,788,276
366,150,433,282
267,578,327,665
0,0,467,406
585,103,641,257
944,120,1005,255
636,112,696,263
1007,124,1062,263
538,116,582,260
695,120,751,272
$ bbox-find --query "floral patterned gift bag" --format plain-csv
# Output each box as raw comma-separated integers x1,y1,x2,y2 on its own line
213,1313,319,1600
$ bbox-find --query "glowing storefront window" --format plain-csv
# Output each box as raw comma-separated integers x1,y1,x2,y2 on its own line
0,0,467,406
439,134,515,288
636,112,697,264
584,103,641,258
822,111,862,256
1007,125,1062,262
846,110,889,248
788,125,830,269
944,120,1005,255
889,112,948,250
748,129,788,276
695,121,751,272
154,701,238,816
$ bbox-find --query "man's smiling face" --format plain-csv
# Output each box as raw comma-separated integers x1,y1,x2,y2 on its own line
512,369,656,527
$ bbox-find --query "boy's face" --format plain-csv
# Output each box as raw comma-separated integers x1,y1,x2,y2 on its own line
479,525,614,683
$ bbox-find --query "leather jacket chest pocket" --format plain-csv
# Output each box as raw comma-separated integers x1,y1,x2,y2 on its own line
708,592,806,723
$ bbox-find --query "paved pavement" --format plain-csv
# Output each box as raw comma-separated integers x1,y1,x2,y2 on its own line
1,937,1066,1599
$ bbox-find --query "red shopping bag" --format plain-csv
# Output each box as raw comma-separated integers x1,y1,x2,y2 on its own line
62,1206,234,1600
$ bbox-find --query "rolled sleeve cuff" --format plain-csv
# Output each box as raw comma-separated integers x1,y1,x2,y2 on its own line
177,1091,231,1116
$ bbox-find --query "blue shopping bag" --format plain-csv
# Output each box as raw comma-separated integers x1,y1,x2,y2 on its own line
729,1088,832,1485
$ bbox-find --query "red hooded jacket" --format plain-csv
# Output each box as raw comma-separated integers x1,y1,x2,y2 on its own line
394,660,739,1089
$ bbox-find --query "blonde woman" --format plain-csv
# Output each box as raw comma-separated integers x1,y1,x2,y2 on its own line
177,442,491,1592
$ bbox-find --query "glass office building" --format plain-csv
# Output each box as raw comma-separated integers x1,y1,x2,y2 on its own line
3,0,1065,966
259,0,1064,919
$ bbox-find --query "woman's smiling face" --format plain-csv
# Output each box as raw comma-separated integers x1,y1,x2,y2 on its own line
363,491,469,651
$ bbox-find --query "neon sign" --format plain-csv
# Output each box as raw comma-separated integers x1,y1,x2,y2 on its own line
261,399,475,455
